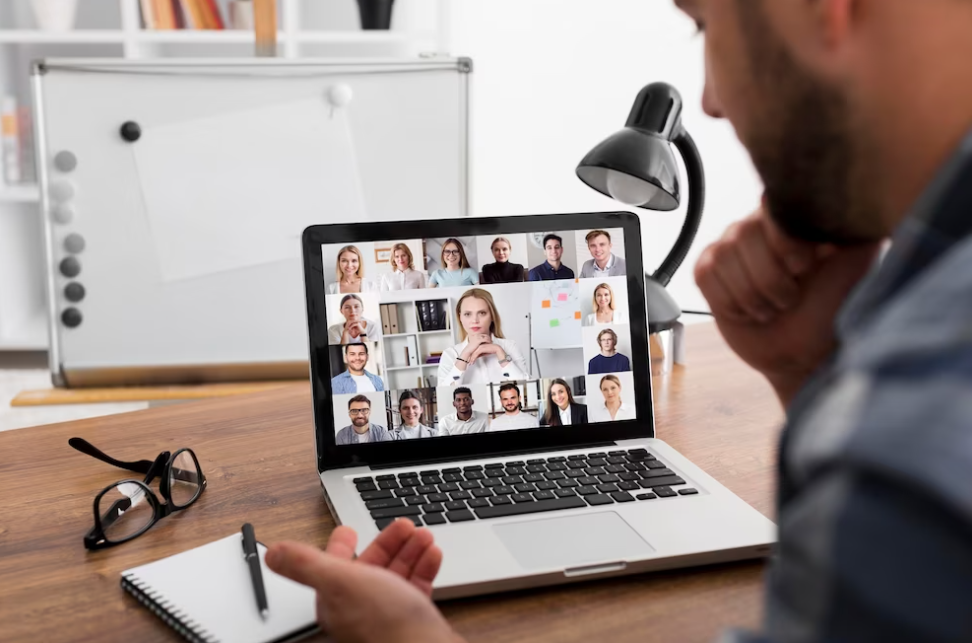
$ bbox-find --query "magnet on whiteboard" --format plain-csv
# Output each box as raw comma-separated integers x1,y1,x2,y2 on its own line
327,84,353,109
64,233,86,254
53,204,75,224
62,308,83,328
54,150,78,173
50,180,75,202
60,256,81,278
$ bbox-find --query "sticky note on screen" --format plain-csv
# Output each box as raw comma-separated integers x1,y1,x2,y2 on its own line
550,319,560,328
557,293,568,302
542,300,551,308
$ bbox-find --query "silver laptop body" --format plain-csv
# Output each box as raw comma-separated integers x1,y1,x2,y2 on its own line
302,212,776,600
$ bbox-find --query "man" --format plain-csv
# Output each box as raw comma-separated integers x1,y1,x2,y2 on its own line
334,395,391,445
437,387,489,435
487,382,540,432
578,230,626,278
269,1,972,641
586,328,631,375
331,343,385,394
391,390,440,440
528,234,575,281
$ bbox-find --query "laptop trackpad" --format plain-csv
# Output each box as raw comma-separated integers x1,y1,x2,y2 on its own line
493,512,654,570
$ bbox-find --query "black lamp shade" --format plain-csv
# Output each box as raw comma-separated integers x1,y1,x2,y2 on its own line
576,129,680,211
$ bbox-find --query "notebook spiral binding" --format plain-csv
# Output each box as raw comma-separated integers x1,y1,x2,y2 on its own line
122,573,220,643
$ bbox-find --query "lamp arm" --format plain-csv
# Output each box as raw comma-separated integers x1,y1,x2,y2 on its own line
651,127,706,288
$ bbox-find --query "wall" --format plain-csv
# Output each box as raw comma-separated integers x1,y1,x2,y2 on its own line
449,0,762,314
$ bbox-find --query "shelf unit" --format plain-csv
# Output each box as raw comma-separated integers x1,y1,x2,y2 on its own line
0,0,450,351
380,298,453,390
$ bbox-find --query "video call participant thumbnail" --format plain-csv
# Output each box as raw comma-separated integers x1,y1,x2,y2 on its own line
335,395,391,445
328,245,378,294
438,387,488,435
437,288,528,386
528,234,575,281
588,328,631,374
328,294,382,345
481,237,525,284
392,390,441,439
380,243,426,291
586,282,627,326
428,238,478,288
331,343,384,394
541,378,588,426
579,230,627,278
589,374,635,423
488,382,540,432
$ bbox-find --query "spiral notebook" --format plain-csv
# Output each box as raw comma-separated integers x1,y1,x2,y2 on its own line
121,533,319,643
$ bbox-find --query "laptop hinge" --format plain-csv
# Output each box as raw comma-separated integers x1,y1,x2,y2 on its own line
368,441,618,471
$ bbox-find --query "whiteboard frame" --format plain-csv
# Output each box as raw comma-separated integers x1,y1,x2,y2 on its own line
32,57,471,387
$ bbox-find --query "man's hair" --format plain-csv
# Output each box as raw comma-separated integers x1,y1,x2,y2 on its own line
586,230,611,244
453,387,472,400
348,394,371,408
542,234,563,248
498,382,520,397
344,342,368,354
398,389,421,407
597,328,619,346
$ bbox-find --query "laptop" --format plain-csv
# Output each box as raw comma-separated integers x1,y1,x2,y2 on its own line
301,212,775,600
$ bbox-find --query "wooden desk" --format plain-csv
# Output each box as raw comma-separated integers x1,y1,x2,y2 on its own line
0,322,783,643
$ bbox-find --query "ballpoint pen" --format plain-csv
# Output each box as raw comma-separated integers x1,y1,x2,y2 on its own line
242,523,269,620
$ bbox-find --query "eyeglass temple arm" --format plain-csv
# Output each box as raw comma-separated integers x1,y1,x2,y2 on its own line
69,437,155,474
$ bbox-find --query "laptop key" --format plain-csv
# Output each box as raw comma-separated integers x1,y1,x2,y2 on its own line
406,496,427,506
636,493,657,500
353,477,374,484
450,491,472,501
422,503,445,513
417,485,437,494
378,480,399,490
535,481,557,491
567,454,587,461
584,467,606,476
557,479,579,488
625,462,647,471
524,474,544,483
419,470,440,477
618,481,640,491
605,465,626,474
598,474,620,484
526,465,547,473
546,462,568,471
474,496,587,519
577,476,598,486
356,482,378,493
366,498,405,510
576,486,598,496
459,480,482,490
611,492,635,503
514,483,536,493
471,488,493,498
445,500,467,511
463,465,484,471
422,513,447,526
467,498,490,508
606,456,626,465
678,488,699,496
465,471,486,480
654,486,678,498
638,476,686,489
554,488,577,498
400,478,420,488
586,458,607,468
398,471,419,478
505,466,526,476
502,476,524,485
567,461,587,470
585,494,615,506
646,461,667,470
494,485,515,496
608,450,626,456
596,483,619,494
485,469,506,478
490,495,513,505
482,478,503,487
544,471,567,481
640,468,675,479
619,473,641,481
359,490,393,501
547,456,567,463
443,473,464,482
421,476,443,485
376,516,421,530
566,470,587,479
427,493,449,503
394,488,417,497
370,506,422,519
375,474,397,481
442,467,462,474
446,509,476,523
484,462,505,469
533,490,556,501
439,482,460,492
506,461,525,467
526,458,545,465
511,493,535,503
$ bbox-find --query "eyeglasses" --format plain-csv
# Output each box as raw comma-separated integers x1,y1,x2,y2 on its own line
349,408,371,416
443,249,461,256
69,437,207,550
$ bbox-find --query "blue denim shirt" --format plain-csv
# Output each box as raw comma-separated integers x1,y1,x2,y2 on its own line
728,130,972,642
331,370,385,394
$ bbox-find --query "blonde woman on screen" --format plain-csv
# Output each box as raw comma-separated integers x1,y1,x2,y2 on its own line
585,282,628,326
437,288,528,386
328,245,377,294
380,243,426,291
589,374,636,423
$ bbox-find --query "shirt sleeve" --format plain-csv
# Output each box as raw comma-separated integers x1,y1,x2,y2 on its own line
429,271,441,286
528,268,540,281
437,345,464,386
468,269,480,285
499,340,529,380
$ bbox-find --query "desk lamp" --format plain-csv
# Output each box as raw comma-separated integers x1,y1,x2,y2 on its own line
576,82,705,334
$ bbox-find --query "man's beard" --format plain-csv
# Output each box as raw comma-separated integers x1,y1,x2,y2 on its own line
736,1,883,244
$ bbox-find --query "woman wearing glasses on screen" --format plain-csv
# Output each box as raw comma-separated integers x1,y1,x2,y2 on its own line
481,237,525,284
585,282,628,326
327,294,382,345
380,243,426,291
328,245,377,294
437,288,528,386
589,374,636,423
428,239,478,288
541,379,588,426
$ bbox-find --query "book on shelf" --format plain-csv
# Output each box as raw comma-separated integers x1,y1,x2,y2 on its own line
142,0,225,30
406,336,419,366
379,304,391,335
417,300,432,332
1,96,21,186
388,304,400,334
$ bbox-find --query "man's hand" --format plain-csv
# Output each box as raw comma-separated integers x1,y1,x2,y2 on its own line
266,520,461,643
694,208,880,406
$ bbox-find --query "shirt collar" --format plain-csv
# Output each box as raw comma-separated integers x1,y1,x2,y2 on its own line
594,254,615,271
838,128,972,336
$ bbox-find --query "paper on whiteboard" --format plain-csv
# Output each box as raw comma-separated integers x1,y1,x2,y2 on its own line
531,281,582,349
132,99,365,282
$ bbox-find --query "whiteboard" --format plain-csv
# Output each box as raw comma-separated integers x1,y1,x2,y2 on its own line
530,280,583,349
33,59,470,386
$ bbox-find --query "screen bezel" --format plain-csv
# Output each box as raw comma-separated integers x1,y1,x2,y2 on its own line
303,212,654,472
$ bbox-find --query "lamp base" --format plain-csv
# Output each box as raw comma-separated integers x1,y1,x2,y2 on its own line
645,274,681,334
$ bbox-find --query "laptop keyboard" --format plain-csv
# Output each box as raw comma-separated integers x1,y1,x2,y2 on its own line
352,448,699,530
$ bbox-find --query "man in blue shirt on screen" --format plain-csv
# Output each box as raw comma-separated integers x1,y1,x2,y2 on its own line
528,234,575,281
331,343,384,394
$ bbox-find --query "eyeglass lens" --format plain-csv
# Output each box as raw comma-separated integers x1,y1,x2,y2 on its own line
349,408,371,416
98,482,154,542
168,450,203,508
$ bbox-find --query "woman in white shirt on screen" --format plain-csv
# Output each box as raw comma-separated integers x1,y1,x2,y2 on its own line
437,288,528,386
379,243,426,291
327,245,377,294
327,294,382,345
584,282,628,326
589,374,636,423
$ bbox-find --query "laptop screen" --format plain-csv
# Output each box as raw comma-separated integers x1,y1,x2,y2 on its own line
317,224,642,447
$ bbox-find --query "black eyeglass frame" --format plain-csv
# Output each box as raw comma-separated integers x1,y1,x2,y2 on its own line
69,437,207,550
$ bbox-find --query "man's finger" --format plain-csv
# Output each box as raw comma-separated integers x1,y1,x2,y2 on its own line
266,540,344,593
737,221,800,311
759,210,818,276
324,525,358,561
358,518,416,567
409,544,443,596
695,246,750,324
385,528,436,579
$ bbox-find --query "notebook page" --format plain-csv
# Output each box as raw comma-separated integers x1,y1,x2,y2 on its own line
123,533,317,643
